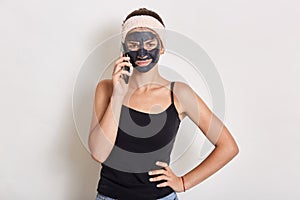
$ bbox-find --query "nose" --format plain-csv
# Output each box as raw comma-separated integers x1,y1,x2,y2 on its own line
137,48,147,59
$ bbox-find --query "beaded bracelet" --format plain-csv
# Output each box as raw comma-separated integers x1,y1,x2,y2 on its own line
181,176,186,192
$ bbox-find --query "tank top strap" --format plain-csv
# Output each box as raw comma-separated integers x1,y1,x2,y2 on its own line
170,81,175,104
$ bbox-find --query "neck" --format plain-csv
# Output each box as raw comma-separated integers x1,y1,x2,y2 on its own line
128,64,163,92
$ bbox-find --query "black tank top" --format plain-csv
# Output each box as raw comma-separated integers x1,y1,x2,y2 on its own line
97,81,181,200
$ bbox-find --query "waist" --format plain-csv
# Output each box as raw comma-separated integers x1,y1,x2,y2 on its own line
97,164,174,199
96,191,177,200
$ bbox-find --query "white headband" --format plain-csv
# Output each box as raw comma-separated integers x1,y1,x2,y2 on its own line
121,15,165,45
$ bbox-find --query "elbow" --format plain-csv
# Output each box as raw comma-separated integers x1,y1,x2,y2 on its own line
88,133,113,164
91,153,103,163
90,152,106,163
89,144,105,163
88,139,103,163
217,142,239,159
89,145,109,163
230,143,239,158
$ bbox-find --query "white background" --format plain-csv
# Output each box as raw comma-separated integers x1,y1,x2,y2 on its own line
1,0,299,199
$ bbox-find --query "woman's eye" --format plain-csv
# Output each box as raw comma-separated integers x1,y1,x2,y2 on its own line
128,44,138,48
147,43,156,47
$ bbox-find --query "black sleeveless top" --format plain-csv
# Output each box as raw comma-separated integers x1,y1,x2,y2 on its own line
97,81,181,200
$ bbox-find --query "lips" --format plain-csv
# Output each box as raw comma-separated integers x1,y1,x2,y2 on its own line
135,59,152,66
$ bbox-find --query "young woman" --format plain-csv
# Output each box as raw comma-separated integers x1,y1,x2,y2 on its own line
88,8,239,200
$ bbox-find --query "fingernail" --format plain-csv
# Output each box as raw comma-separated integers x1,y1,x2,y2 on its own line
156,161,160,165
148,171,152,175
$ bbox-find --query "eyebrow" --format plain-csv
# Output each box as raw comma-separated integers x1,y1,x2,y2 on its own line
127,41,140,44
144,38,157,43
127,38,157,43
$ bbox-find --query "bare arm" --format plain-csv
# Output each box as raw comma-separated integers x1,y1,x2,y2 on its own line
88,80,124,163
174,81,239,190
88,53,132,163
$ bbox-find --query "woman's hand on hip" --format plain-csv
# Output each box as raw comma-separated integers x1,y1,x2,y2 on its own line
148,161,184,193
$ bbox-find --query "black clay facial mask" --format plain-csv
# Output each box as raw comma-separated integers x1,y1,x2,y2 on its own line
123,31,161,73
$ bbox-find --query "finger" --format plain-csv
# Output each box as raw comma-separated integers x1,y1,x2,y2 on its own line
120,70,131,77
116,62,132,69
113,71,131,85
148,169,166,175
115,56,130,66
114,61,132,74
113,56,131,73
149,175,169,182
156,181,169,188
113,71,131,82
129,66,134,76
156,161,169,168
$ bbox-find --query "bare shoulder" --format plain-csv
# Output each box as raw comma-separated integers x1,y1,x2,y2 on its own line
173,81,193,96
173,81,196,104
173,81,204,117
93,79,114,112
90,79,113,129
95,79,113,99
172,81,194,120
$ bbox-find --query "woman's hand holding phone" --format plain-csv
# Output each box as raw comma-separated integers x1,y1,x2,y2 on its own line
121,53,131,84
111,52,133,98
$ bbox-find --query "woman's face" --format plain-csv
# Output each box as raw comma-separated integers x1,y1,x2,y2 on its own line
123,27,163,73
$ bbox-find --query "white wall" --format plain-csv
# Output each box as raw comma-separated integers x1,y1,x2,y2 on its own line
1,0,299,199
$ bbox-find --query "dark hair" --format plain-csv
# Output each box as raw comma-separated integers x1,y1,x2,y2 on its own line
123,8,165,27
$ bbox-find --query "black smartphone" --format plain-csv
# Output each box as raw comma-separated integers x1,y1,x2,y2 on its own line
122,52,130,84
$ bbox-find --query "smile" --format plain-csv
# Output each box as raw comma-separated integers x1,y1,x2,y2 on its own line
135,59,152,66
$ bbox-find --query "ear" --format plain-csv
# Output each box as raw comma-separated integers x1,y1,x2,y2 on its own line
159,41,165,55
160,46,165,55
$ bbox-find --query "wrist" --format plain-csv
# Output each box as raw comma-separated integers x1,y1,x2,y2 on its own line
110,94,125,104
111,93,125,99
181,176,186,192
